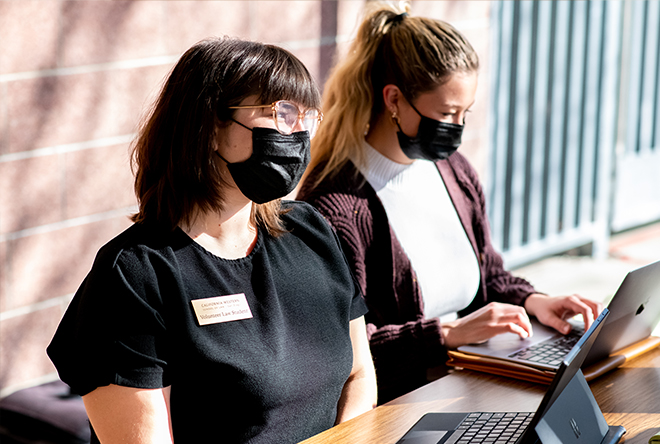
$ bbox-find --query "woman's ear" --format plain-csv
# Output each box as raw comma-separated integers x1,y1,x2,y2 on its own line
382,84,404,115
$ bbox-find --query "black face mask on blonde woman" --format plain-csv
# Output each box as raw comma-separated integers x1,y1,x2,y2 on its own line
394,103,463,161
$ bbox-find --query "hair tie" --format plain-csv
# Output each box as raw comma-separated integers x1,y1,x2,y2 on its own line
386,12,408,25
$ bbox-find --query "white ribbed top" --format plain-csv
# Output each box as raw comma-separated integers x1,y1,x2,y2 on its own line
358,143,480,320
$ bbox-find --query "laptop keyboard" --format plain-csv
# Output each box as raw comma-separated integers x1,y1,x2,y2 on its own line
507,325,585,366
444,412,533,444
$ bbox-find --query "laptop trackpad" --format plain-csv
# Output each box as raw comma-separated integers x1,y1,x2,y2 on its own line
398,413,467,444
458,319,563,356
398,430,447,444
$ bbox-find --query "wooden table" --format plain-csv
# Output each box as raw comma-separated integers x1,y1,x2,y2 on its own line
302,347,660,443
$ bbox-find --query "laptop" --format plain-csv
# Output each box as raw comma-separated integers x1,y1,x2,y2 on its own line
397,309,625,444
458,259,660,370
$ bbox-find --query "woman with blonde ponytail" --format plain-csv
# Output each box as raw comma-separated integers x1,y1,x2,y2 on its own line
298,3,601,403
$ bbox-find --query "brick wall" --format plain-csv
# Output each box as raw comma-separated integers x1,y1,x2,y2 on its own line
0,0,492,397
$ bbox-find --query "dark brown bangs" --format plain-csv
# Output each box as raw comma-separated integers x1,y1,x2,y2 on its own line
254,45,321,110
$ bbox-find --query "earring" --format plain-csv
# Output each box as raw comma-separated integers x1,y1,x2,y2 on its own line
390,110,400,126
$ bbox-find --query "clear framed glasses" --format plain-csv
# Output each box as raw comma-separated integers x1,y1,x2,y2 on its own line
228,100,323,139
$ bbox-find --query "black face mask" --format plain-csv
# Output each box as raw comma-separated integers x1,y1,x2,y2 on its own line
216,125,310,204
395,103,464,161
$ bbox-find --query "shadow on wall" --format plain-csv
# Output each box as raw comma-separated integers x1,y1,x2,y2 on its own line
319,0,338,86
1,1,144,393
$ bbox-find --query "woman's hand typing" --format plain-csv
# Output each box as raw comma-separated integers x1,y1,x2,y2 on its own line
524,293,603,334
441,302,533,349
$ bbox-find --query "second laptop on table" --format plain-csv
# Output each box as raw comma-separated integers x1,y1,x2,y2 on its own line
449,259,660,383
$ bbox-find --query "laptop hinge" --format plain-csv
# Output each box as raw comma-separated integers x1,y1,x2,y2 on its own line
600,426,626,444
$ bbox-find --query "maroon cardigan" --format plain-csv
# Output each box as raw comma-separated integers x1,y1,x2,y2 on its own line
298,152,536,402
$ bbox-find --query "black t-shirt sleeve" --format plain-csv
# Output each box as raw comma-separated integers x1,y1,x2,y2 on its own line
48,247,170,396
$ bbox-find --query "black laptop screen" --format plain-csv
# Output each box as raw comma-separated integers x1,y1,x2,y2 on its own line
517,308,610,443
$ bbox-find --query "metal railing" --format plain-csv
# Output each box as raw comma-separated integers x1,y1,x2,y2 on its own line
611,0,660,232
488,0,624,268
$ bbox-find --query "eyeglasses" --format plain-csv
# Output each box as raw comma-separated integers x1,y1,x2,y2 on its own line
228,100,323,139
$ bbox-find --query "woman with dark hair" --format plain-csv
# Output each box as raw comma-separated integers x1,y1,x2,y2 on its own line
298,3,601,403
48,37,376,443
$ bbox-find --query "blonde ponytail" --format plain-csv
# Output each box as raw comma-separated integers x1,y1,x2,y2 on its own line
307,4,410,186
306,2,478,189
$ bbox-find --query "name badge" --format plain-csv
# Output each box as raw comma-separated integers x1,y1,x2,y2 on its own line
191,293,253,326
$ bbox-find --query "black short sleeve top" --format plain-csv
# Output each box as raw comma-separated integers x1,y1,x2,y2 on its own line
47,201,367,443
